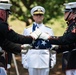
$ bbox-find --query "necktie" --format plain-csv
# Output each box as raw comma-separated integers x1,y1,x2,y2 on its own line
32,24,38,32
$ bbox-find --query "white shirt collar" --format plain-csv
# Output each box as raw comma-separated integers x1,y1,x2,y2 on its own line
33,22,44,28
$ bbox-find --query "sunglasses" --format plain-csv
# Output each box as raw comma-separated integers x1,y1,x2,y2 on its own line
34,14,43,16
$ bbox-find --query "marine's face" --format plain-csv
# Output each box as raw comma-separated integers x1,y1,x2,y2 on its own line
33,14,44,24
64,12,73,21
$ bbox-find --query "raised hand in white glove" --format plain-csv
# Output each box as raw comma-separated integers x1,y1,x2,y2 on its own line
21,44,32,54
39,32,50,40
30,29,42,40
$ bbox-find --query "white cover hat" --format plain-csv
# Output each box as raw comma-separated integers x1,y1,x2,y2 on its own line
31,6,45,16
0,0,10,2
64,2,76,9
0,0,12,10
0,3,12,10
67,2,76,9
64,3,71,9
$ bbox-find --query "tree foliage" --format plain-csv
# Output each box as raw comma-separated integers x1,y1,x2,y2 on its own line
10,0,76,26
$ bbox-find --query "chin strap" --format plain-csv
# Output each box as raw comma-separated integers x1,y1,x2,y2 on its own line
66,9,72,21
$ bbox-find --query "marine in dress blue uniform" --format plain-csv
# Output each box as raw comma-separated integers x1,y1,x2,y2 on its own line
0,0,42,75
39,2,76,75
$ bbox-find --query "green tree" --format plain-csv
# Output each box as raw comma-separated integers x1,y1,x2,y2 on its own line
10,0,76,26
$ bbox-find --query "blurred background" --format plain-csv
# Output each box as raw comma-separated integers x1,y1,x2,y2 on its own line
7,0,76,75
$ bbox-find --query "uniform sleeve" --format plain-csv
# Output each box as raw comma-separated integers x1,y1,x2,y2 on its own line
0,22,33,44
49,32,76,45
48,23,76,45
22,28,29,69
1,39,21,54
54,44,76,54
23,29,28,36
49,28,54,36
45,27,54,36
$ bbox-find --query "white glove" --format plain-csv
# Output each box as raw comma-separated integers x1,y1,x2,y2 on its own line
30,29,42,40
21,44,32,54
50,53,56,69
39,32,50,40
50,47,56,69
50,45,59,50
22,54,28,69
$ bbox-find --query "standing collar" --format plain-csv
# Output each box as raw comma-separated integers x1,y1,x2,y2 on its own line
33,22,44,28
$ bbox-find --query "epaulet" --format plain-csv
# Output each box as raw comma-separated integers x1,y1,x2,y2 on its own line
45,25,51,29
26,24,32,29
